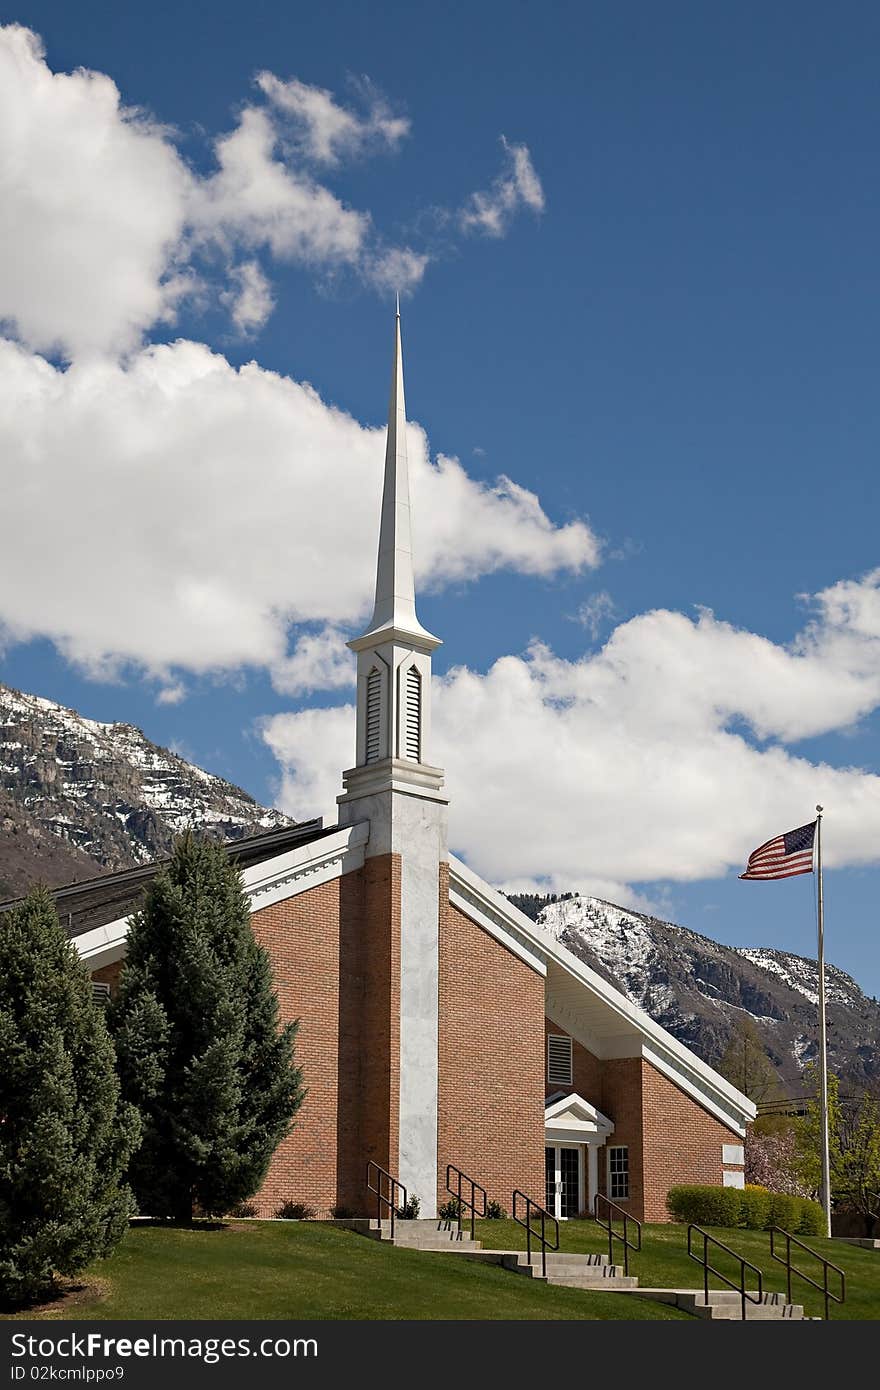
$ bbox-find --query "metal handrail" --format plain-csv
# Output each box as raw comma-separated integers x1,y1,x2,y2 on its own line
512,1190,559,1280
366,1161,407,1241
445,1164,487,1242
770,1227,845,1320
594,1194,641,1277
687,1225,764,1321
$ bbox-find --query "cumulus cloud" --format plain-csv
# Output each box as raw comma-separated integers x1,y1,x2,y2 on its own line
0,25,546,357
0,335,598,681
261,573,880,892
256,72,409,165
460,137,545,238
0,24,191,359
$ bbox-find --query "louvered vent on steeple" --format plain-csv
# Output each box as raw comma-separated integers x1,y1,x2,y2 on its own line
404,666,421,761
365,667,382,763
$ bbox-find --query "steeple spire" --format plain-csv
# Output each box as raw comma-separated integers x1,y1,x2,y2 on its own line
351,303,440,652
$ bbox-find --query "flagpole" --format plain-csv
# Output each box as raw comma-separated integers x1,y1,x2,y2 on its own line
815,804,832,1239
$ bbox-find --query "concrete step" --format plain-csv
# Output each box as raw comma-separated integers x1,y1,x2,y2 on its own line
629,1289,804,1320
503,1253,626,1280
548,1274,639,1290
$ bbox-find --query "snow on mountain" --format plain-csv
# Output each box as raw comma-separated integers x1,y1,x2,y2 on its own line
520,893,879,1097
0,683,292,896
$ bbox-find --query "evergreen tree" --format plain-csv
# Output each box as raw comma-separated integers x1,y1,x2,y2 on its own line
717,1016,781,1105
112,834,304,1221
0,887,139,1306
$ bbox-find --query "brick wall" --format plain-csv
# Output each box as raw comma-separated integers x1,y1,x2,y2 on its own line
541,1020,741,1222
91,960,122,992
437,880,545,1212
544,1018,602,1101
249,869,366,1218
640,1061,743,1221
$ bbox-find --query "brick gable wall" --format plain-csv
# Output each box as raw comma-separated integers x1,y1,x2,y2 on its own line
249,855,400,1219
437,880,545,1213
543,1018,743,1221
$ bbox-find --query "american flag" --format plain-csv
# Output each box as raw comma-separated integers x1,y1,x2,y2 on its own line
739,821,816,881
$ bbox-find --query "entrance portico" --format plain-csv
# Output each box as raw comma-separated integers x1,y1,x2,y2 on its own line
544,1093,614,1218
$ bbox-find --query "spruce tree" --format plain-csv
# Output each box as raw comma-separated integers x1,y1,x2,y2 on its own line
112,834,304,1220
0,887,140,1306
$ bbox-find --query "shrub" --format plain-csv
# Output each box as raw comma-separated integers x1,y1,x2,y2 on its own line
274,1201,315,1220
438,1198,462,1222
765,1191,797,1231
229,1201,258,1218
485,1200,507,1220
793,1197,824,1235
666,1184,744,1227
330,1205,355,1220
400,1195,421,1220
740,1185,772,1230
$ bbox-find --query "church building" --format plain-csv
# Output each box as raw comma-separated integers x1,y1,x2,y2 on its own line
65,308,755,1222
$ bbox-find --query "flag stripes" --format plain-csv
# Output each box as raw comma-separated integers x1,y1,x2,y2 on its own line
739,821,816,880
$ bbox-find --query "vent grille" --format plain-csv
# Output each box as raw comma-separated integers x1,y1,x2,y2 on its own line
365,667,382,763
92,981,111,1006
547,1033,572,1085
404,666,421,761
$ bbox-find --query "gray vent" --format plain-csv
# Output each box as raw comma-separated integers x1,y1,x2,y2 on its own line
92,981,111,1006
365,668,382,763
547,1033,572,1085
404,666,421,762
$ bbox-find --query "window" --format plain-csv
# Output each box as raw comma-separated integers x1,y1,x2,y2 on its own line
365,667,382,763
547,1033,572,1086
608,1146,629,1201
404,665,421,761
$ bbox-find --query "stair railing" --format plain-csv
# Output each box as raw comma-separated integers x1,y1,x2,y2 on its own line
593,1194,641,1277
687,1225,763,1321
512,1190,559,1280
770,1227,845,1320
366,1160,407,1241
445,1164,487,1242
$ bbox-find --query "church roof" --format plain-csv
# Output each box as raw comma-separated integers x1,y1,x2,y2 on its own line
0,818,333,940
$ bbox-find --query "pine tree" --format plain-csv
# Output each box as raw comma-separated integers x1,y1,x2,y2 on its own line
111,834,305,1221
717,1016,781,1105
0,887,140,1306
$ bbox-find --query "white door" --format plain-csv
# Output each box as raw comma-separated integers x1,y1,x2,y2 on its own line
544,1145,583,1219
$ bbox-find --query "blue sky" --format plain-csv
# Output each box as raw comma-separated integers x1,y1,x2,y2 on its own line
2,2,880,996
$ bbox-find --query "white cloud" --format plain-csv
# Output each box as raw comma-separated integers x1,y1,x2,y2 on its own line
460,137,545,238
256,72,409,165
271,629,354,696
0,335,598,681
223,260,275,334
261,573,880,891
0,24,191,359
193,105,369,268
574,590,616,639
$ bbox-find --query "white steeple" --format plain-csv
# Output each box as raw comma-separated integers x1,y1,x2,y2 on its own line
342,304,444,779
350,298,440,652
337,303,448,1220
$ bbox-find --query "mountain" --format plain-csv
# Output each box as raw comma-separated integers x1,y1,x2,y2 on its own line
0,684,292,900
510,893,880,1099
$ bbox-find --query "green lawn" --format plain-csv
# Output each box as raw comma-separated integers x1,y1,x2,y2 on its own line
7,1221,688,1321
472,1218,880,1320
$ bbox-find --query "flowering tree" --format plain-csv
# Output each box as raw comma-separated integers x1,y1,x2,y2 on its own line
745,1126,811,1197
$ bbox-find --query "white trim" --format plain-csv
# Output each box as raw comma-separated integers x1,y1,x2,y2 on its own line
73,823,370,965
544,1092,615,1142
447,853,755,1133
448,858,547,976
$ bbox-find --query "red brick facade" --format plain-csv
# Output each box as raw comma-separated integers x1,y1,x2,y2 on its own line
437,877,545,1212
544,1016,744,1220
87,865,745,1223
